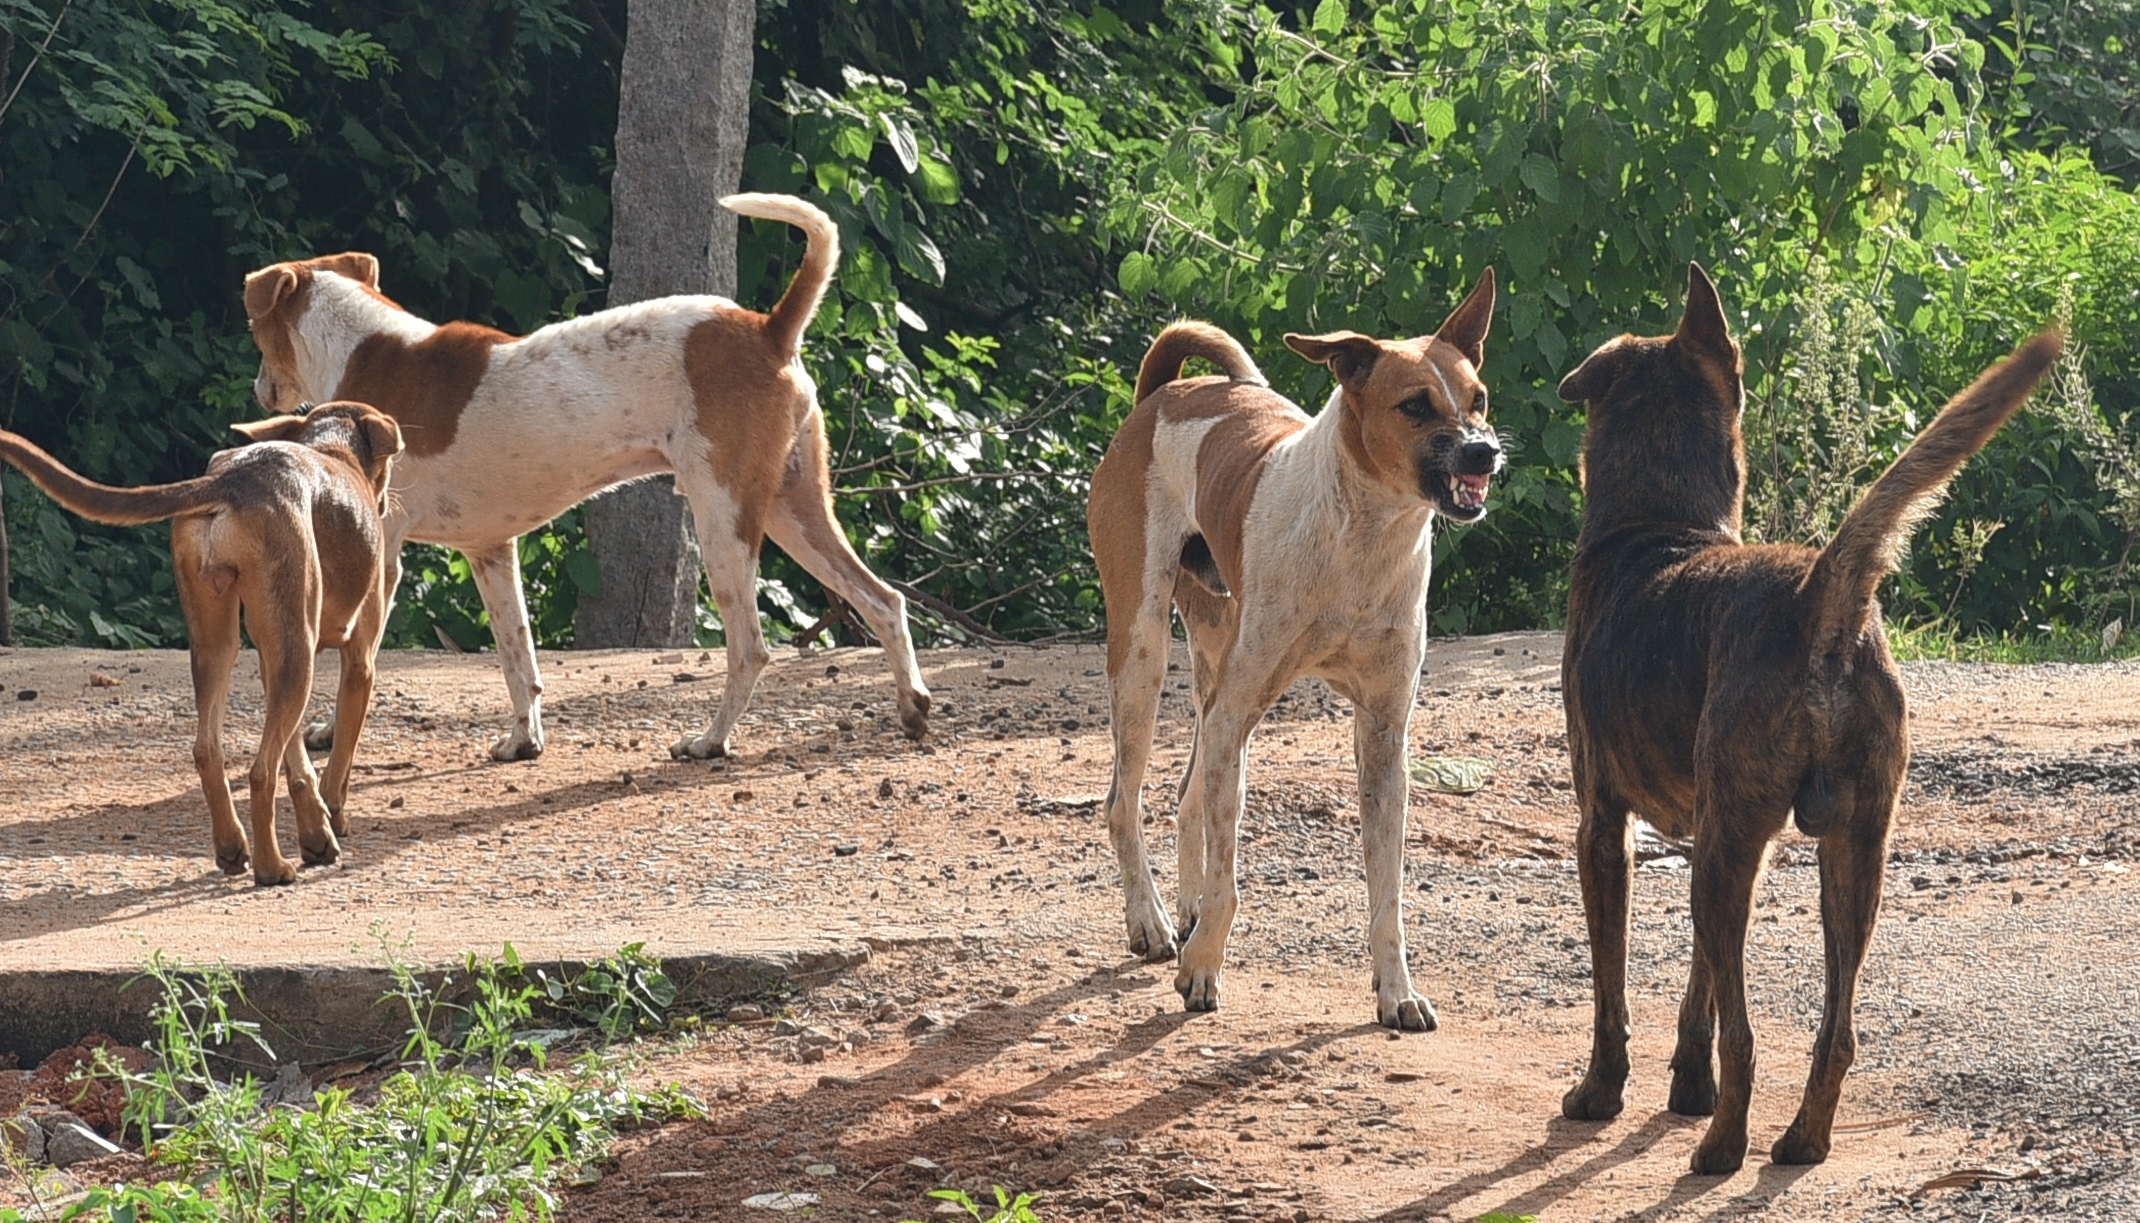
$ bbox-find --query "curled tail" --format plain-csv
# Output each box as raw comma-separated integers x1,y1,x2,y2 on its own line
722,192,838,359
0,431,224,526
1135,321,1267,404
1806,329,2063,651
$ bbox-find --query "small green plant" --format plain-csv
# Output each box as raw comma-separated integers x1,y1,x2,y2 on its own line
523,942,679,1040
908,1187,1045,1223
0,947,702,1223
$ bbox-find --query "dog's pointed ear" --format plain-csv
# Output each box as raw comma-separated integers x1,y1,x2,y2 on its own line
1285,331,1383,386
1558,342,1623,403
232,414,309,443
318,252,381,289
244,266,300,322
1433,268,1496,369
1675,262,1736,363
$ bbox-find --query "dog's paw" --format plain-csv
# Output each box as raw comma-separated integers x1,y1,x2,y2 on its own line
899,690,931,741
1377,989,1439,1033
1689,1129,1748,1177
301,836,341,867
1668,1068,1719,1117
1125,905,1178,963
302,719,335,752
327,808,352,839
1560,1075,1627,1122
215,845,251,877
490,732,544,763
1769,1120,1831,1166
669,732,731,761
1175,965,1221,1013
253,859,297,887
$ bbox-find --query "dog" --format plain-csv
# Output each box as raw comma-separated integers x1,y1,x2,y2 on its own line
1556,263,2060,1173
241,193,930,763
1088,271,1502,1028
0,402,405,885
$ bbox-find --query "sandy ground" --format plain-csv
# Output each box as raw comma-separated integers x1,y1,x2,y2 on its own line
2,633,2137,1220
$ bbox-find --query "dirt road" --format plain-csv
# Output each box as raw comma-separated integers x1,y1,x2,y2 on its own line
2,634,2136,1219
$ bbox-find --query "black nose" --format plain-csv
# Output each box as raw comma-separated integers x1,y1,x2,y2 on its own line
1455,440,1501,475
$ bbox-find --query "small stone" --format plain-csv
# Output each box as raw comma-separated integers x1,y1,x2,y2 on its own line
389,796,406,809
88,673,120,688
800,1046,826,1064
1165,1175,1219,1198
773,1018,804,1036
727,1003,764,1023
16,690,36,701
1384,1071,1426,1083
878,778,897,798
741,1192,819,1211
732,790,755,803
40,1116,121,1167
824,664,841,677
990,658,1005,669
833,843,861,857
804,1163,837,1177
672,672,699,683
816,1074,861,1089
905,1010,948,1035
906,1156,941,1171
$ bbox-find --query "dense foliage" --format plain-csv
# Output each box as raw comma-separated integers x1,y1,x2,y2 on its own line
3,0,2137,651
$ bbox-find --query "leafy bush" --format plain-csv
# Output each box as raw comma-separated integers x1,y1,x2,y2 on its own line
0,947,699,1223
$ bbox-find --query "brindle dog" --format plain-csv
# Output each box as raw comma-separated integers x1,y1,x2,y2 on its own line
1555,263,2060,1174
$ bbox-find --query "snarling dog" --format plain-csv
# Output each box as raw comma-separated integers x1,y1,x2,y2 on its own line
0,403,404,884
1556,263,2060,1173
1088,272,1501,1028
242,193,930,762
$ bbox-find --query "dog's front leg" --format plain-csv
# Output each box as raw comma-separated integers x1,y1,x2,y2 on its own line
1354,689,1436,1031
466,541,546,761
1564,770,1636,1120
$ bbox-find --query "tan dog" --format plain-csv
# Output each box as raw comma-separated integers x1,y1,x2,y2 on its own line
1088,272,1500,1028
0,403,404,885
1557,263,2060,1173
242,193,930,763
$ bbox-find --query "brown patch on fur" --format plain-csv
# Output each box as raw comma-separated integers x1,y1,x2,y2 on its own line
1555,262,2059,1175
0,403,403,886
683,311,814,531
1089,394,1159,678
333,323,509,458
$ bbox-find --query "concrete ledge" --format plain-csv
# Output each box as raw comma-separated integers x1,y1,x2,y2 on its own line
0,942,880,1066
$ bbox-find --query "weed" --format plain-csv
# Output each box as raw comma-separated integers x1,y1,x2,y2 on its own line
910,1187,1046,1222
0,947,701,1223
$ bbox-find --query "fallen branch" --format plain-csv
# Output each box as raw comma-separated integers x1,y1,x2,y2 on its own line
886,579,1018,644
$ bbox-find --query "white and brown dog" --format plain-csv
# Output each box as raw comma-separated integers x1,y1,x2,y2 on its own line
242,194,930,762
1088,272,1500,1028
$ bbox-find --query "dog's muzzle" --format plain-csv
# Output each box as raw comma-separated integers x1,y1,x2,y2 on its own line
1432,434,1503,516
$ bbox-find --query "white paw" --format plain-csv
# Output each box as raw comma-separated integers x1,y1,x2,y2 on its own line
1377,986,1439,1032
1124,896,1178,962
669,732,731,761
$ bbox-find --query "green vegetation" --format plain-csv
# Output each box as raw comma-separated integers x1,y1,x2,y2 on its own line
911,1186,1048,1223
2,0,2136,650
0,946,700,1223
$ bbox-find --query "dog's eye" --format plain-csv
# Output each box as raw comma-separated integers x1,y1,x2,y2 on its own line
1399,395,1436,419
1471,390,1489,417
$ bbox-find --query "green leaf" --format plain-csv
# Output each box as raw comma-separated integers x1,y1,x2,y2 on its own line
1420,97,1457,143
879,113,921,173
1518,155,1560,203
1312,0,1347,36
1118,251,1158,296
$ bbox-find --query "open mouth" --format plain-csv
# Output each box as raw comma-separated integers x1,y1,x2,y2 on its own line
1441,471,1492,517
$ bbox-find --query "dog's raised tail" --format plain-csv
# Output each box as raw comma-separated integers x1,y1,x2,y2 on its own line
722,193,839,359
1805,329,2062,651
0,431,225,526
1136,321,1266,404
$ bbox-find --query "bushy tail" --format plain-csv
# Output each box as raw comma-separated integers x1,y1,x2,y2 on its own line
722,192,838,359
0,431,224,526
1805,330,2063,651
1135,321,1267,404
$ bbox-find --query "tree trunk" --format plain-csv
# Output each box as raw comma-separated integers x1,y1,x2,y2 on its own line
0,481,11,647
575,0,754,648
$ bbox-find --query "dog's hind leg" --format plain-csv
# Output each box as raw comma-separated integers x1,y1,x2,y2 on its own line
1773,787,1895,1165
179,547,248,876
1563,753,1636,1119
1174,659,1286,1013
242,551,322,886
318,587,388,840
766,412,931,739
1350,676,1437,1032
1172,580,1235,941
1096,546,1183,963
466,540,546,762
1669,943,1719,1116
671,478,770,760
1686,813,1781,1176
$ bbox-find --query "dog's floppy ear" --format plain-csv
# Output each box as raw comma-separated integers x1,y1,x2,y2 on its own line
1284,331,1382,385
358,409,404,461
1433,267,1496,369
315,252,381,289
244,266,300,322
1675,262,1737,364
1558,342,1623,403
232,414,309,443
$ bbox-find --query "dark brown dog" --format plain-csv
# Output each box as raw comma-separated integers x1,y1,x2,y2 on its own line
1555,264,2059,1174
0,403,404,885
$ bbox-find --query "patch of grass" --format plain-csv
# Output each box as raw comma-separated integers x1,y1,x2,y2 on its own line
909,1187,1046,1222
0,945,701,1223
1886,617,2140,664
